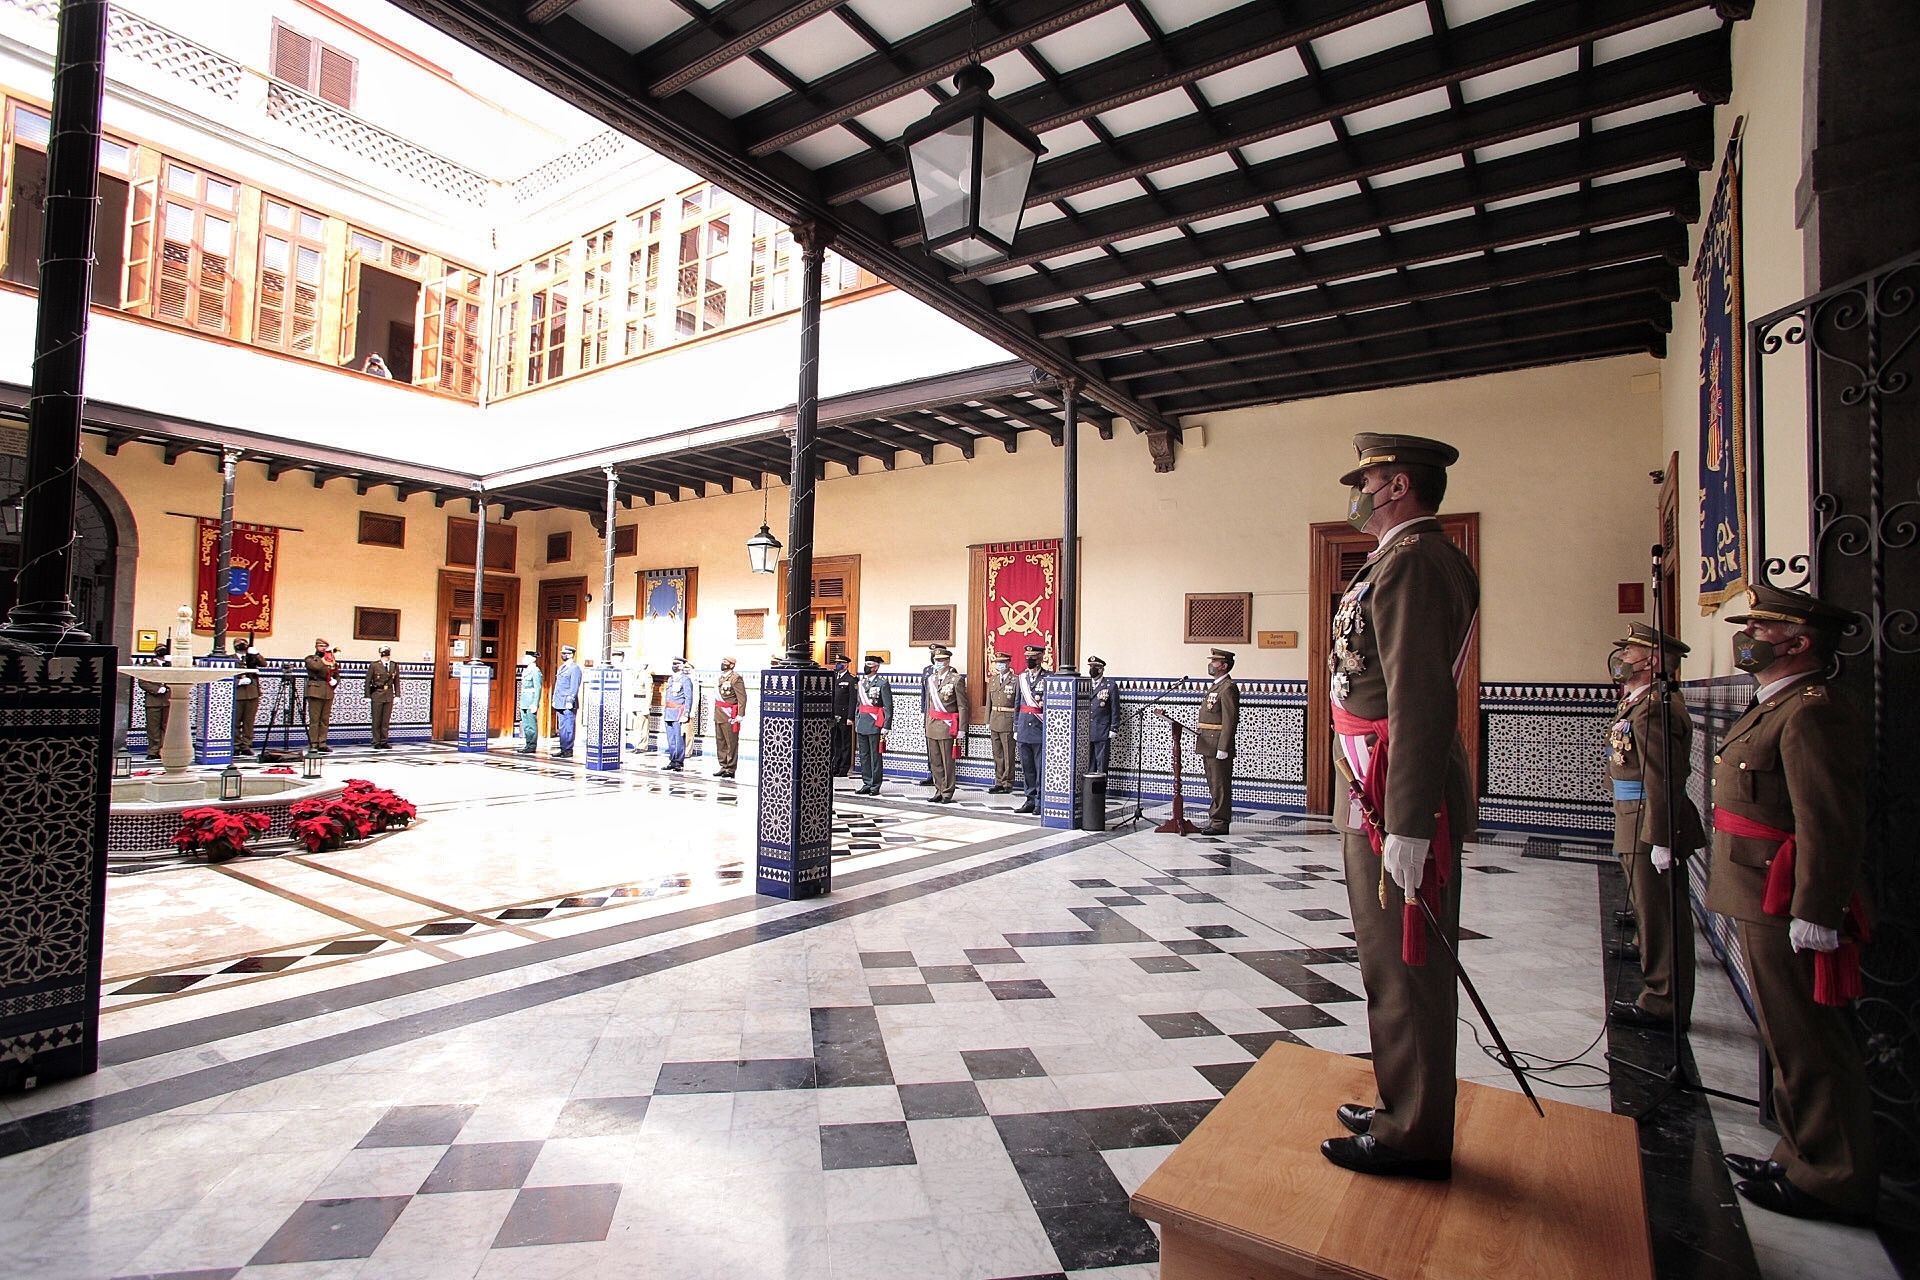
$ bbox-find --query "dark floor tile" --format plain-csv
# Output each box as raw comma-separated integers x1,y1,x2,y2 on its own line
986,979,1055,1000
1153,1098,1219,1140
1011,1151,1127,1209
920,964,981,984
549,1095,650,1139
496,907,553,920
1231,1030,1306,1057
557,896,608,908
992,1110,1096,1157
1265,879,1311,891
812,1006,895,1088
736,1057,818,1091
356,1103,476,1149
1073,1104,1179,1151
1132,955,1196,975
898,1081,987,1120
1189,925,1245,939
249,1197,411,1264
412,921,477,936
1118,886,1166,895
218,956,301,974
314,939,384,956
1472,864,1517,874
1070,879,1114,888
418,1141,545,1194
963,1047,1045,1080
1174,892,1222,904
1262,1004,1345,1031
112,1271,241,1280
860,950,917,969
964,947,1023,965
981,1274,1066,1280
1291,908,1346,922
1161,938,1221,956
820,1121,916,1170
1032,1195,1159,1271
1095,895,1144,907
1299,864,1339,873
1138,1011,1221,1040
1143,876,1183,886
652,1059,739,1094
491,1183,622,1249
870,983,935,1005
111,974,207,996
1196,1061,1257,1094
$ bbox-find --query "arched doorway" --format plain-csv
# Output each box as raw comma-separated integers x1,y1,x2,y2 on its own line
0,453,120,639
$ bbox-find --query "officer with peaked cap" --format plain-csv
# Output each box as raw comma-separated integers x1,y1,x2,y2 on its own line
304,637,339,753
1322,432,1479,1181
1604,623,1704,1032
1014,643,1047,813
661,656,696,770
366,644,401,750
1192,648,1238,833
1710,584,1876,1224
986,650,1019,793
712,656,747,778
551,645,583,758
923,645,966,802
1086,656,1119,776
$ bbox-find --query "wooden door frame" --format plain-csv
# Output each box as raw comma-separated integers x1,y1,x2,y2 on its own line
1306,515,1481,818
774,554,860,665
965,538,1080,722
433,568,521,740
536,575,587,734
1657,450,1680,639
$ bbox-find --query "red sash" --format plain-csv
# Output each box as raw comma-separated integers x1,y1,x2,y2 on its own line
1714,806,1869,1005
1019,703,1043,716
715,700,741,729
858,703,887,751
929,710,960,757
1331,703,1454,966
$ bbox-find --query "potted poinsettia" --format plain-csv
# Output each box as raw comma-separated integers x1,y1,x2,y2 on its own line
342,779,417,832
173,807,270,863
289,795,366,852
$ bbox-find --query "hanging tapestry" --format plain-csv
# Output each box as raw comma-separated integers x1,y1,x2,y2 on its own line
980,539,1060,673
1696,123,1747,612
639,567,690,664
194,517,279,635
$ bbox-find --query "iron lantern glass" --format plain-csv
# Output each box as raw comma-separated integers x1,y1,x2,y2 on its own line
113,751,133,779
746,522,782,575
0,493,20,537
219,764,242,800
302,747,323,779
902,64,1045,270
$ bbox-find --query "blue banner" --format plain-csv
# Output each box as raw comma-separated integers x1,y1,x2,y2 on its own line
1695,127,1747,612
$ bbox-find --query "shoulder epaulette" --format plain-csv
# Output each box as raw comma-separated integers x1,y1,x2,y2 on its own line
1803,684,1827,699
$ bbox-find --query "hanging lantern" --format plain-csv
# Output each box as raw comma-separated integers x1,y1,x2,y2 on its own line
746,522,782,575
901,64,1045,270
0,491,21,537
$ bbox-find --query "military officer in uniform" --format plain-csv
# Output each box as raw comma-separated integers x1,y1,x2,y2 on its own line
1710,584,1876,1224
551,645,582,758
516,648,542,754
923,645,966,803
304,637,339,753
1014,644,1047,814
137,640,172,759
231,637,264,758
662,657,695,770
712,656,746,778
1086,656,1119,776
1322,433,1478,1181
916,648,940,787
1192,651,1239,833
854,653,893,795
365,645,400,750
830,653,857,778
1605,624,1704,1032
985,651,1019,793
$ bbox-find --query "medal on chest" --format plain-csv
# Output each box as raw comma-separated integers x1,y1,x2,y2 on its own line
1607,717,1634,769
1330,580,1371,702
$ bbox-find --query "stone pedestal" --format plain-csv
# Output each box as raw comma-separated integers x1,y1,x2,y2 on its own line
0,642,115,1090
194,654,235,766
1042,672,1088,829
754,666,835,900
582,668,623,772
456,661,490,753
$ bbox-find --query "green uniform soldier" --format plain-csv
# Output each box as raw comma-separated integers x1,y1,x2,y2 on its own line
985,652,1018,793
1323,432,1478,1181
137,639,172,759
853,653,893,795
231,637,264,758
923,645,967,804
1605,623,1705,1032
1710,584,1876,1224
365,646,400,750
303,637,338,753
1193,648,1239,835
713,657,747,778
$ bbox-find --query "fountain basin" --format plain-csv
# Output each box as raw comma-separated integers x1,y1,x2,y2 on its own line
108,772,346,855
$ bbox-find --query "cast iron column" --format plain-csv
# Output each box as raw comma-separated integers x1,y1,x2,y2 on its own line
213,448,238,653
2,0,106,641
781,222,833,665
1057,377,1079,670
600,467,618,664
582,465,623,771
469,494,486,656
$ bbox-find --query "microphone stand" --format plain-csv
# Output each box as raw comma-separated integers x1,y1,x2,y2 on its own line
1123,678,1197,829
1613,543,1756,1116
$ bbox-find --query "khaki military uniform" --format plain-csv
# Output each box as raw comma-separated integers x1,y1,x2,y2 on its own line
365,658,400,748
1608,686,1706,1022
138,674,170,758
1330,516,1479,1160
304,652,338,749
713,669,747,773
986,666,1018,790
1193,676,1239,830
1706,676,1876,1215
923,667,967,799
232,650,264,755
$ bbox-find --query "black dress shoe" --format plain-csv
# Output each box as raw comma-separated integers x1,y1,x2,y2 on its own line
1201,824,1230,836
1336,1103,1374,1136
1724,1153,1786,1182
1736,1173,1875,1225
1608,942,1642,962
1613,907,1638,927
917,778,935,786
1014,800,1036,814
1608,999,1673,1032
1320,1134,1451,1180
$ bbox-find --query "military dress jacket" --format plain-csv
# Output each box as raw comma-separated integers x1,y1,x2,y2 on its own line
1329,517,1479,841
855,673,893,735
662,672,696,723
304,653,339,705
924,669,968,739
1704,677,1866,929
1014,670,1046,744
1193,677,1239,758
233,650,265,702
832,669,858,721
986,669,1019,733
1088,676,1119,740
714,670,747,712
517,663,543,712
1607,686,1706,855
365,659,400,702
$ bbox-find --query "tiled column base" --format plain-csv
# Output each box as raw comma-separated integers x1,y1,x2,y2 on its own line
582,669,622,772
1042,672,1087,829
456,663,491,753
753,666,835,900
194,656,235,766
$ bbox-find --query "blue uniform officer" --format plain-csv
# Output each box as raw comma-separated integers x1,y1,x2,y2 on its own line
662,657,696,771
551,645,583,758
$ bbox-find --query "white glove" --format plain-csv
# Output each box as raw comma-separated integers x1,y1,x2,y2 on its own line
1109,731,1118,740
1215,749,1228,760
1383,834,1429,896
1789,919,1841,953
1650,845,1673,872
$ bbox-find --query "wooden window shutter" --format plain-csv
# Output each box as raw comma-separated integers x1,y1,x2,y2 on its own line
353,607,400,641
613,525,637,557
1184,593,1252,645
357,512,405,548
908,605,954,646
123,176,156,314
735,609,766,642
546,531,571,563
271,22,314,89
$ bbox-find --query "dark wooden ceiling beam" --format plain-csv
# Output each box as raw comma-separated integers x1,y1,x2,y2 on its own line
810,436,871,472
1038,175,1691,338
833,420,934,466
975,397,1064,445
162,441,196,465
523,0,577,24
617,464,686,504
643,0,852,97
737,0,1128,157
103,429,137,456
990,109,1712,309
310,468,346,490
908,27,1725,262
931,403,1027,452
818,0,1416,204
702,442,789,481
880,414,977,460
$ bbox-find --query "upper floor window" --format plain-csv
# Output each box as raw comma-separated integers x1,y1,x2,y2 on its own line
256,197,326,355
675,183,729,337
579,224,614,372
2,102,134,305
127,161,239,333
625,203,663,356
271,21,357,111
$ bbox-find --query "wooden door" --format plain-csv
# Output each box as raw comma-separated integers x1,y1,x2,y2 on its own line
1306,516,1481,818
775,554,860,665
1657,450,1680,639
435,570,521,740
537,576,587,734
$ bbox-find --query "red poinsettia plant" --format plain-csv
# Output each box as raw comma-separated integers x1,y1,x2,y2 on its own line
289,781,417,853
173,807,270,862
343,779,417,832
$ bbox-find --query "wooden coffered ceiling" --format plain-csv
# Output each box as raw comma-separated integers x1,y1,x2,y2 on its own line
388,0,1747,457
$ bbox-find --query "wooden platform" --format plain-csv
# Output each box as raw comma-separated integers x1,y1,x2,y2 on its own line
1131,1043,1652,1280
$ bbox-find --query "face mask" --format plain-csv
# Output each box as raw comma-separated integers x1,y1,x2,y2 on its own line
1347,484,1381,531
1608,651,1636,683
1733,633,1778,673
1026,656,1040,669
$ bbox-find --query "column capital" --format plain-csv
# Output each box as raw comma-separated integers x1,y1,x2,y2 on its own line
791,220,836,258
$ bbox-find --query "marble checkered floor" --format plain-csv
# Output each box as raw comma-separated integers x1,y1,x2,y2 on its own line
1,757,1900,1279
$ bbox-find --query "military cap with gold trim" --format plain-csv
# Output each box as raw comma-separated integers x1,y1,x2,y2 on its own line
863,652,884,664
1024,644,1046,658
1726,582,1853,633
1613,622,1689,657
1208,647,1236,664
929,645,952,658
1338,432,1462,487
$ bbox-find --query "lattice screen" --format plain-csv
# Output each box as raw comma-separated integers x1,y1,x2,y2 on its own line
353,607,400,642
908,605,955,646
1183,593,1251,645
357,512,404,548
736,609,767,641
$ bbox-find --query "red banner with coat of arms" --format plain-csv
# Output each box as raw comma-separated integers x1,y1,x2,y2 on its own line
194,517,279,635
981,539,1060,673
